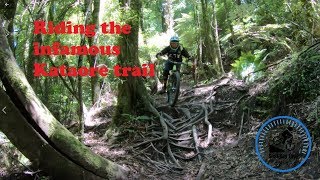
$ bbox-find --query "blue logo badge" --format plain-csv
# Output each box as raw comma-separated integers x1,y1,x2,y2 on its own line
255,116,312,173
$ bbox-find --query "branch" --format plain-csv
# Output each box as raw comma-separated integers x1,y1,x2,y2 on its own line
196,163,206,180
21,0,35,21
150,142,167,163
56,0,78,22
133,137,163,148
238,112,245,140
167,142,181,168
244,56,290,78
47,56,79,101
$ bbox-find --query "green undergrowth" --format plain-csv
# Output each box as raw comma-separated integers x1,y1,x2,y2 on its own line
267,44,320,136
243,43,320,123
269,43,320,103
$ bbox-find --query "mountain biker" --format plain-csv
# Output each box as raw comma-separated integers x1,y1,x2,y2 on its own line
156,36,193,94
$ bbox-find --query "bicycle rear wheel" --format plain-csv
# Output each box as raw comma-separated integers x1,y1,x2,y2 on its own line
167,72,180,107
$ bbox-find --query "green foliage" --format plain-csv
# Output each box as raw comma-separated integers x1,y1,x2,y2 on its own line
306,97,320,123
139,44,158,62
9,0,320,130
0,132,31,172
221,23,294,61
142,2,162,37
174,12,198,55
231,50,266,82
220,0,320,73
228,3,256,25
270,44,320,103
252,0,286,25
11,0,125,125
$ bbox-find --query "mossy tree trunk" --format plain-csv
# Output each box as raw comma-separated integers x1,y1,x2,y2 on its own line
113,0,156,127
0,88,116,180
1,0,18,52
0,19,127,179
199,0,224,77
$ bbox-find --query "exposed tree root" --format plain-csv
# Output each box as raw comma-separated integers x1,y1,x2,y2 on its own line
131,77,250,175
192,125,201,162
196,162,206,180
201,103,212,146
131,97,241,173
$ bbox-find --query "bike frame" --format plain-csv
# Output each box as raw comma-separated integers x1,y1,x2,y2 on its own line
166,60,185,107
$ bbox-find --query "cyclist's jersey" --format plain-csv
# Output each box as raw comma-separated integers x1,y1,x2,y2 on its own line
157,45,191,62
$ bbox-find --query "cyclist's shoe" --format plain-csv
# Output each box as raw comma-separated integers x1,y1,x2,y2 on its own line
158,87,166,94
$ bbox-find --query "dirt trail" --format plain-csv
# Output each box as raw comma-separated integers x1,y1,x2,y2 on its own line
140,76,319,179
81,75,320,180
1,75,318,179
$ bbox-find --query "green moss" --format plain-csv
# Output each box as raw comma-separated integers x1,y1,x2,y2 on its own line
256,95,273,107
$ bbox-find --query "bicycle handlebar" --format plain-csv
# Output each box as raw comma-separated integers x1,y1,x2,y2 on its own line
156,56,194,67
167,60,196,69
166,59,186,65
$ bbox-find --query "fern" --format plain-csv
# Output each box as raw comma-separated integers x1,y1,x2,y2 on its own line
231,50,266,82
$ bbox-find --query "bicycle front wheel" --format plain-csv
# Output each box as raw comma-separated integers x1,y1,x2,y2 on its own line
167,72,180,107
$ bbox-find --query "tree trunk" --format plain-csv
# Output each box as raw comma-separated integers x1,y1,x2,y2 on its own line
160,0,167,32
113,0,156,127
2,0,19,53
194,4,201,84
200,0,216,77
77,0,93,140
164,0,174,34
199,0,224,77
160,0,174,33
211,0,225,75
0,88,117,179
0,20,127,179
223,0,235,44
88,0,101,105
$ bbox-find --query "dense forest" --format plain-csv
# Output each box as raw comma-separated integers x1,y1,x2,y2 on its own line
0,0,319,179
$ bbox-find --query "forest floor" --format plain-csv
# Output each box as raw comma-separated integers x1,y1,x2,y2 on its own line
1,74,320,179
84,74,320,179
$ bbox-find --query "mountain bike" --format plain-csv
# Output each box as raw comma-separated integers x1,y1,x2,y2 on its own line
166,60,186,107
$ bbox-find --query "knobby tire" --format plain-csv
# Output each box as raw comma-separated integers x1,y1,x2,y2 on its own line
167,71,180,107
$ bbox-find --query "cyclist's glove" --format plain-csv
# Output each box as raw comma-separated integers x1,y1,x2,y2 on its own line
156,53,162,60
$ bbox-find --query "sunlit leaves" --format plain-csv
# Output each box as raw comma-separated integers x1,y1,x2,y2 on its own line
174,12,198,54
231,50,266,82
